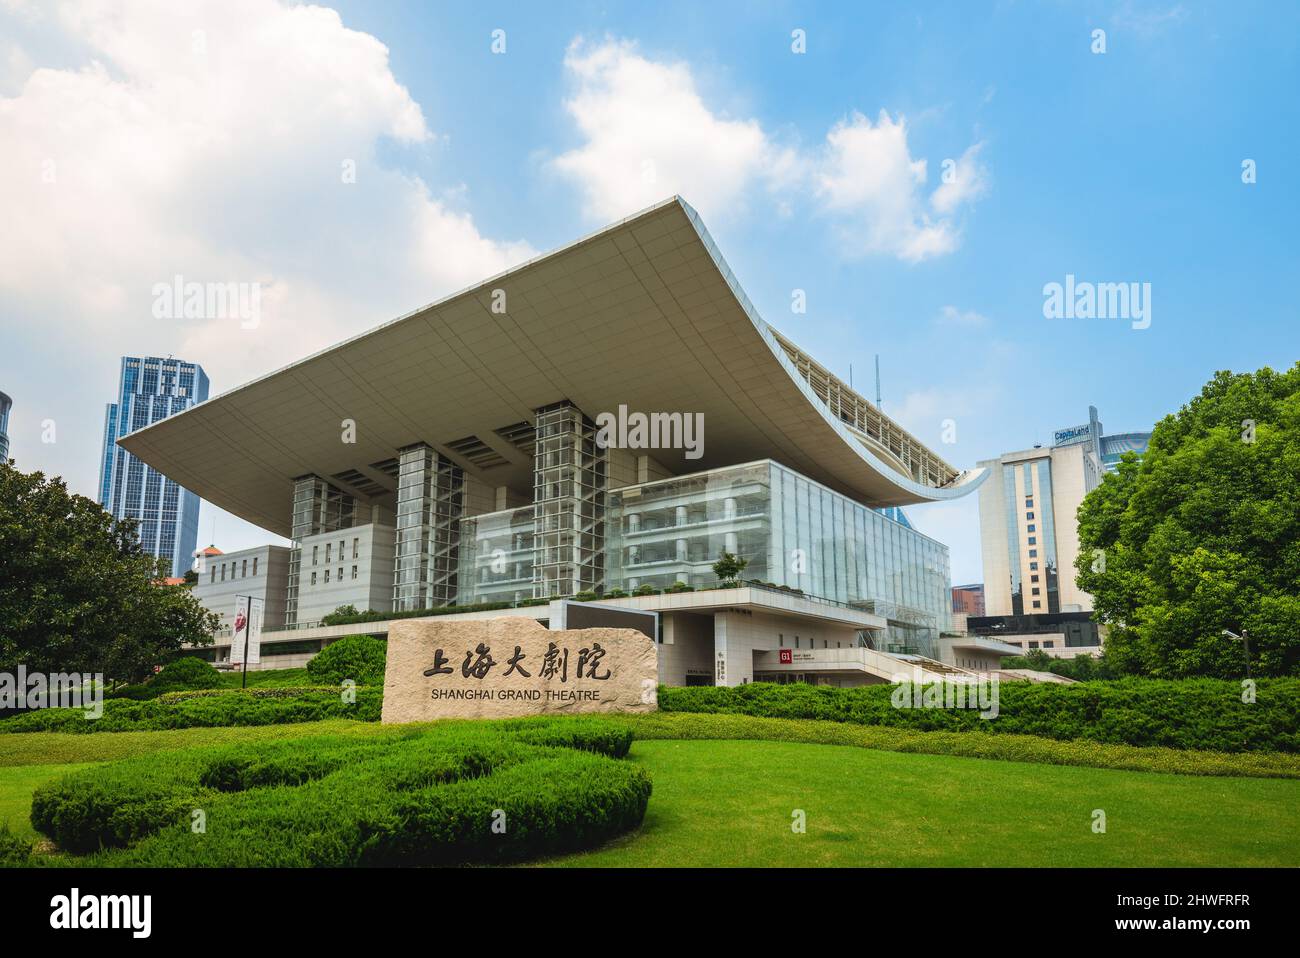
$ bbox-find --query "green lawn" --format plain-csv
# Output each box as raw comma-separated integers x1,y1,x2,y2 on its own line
3,716,1297,867
543,739,1300,867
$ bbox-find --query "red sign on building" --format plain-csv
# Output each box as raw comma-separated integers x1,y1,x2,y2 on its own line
779,649,793,664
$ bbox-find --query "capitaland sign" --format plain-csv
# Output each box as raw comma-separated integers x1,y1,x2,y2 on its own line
381,617,659,722
1054,424,1092,446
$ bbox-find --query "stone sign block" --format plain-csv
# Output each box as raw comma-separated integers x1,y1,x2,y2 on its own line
381,616,659,723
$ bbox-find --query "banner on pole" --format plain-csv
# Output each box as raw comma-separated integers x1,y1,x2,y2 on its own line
230,595,264,666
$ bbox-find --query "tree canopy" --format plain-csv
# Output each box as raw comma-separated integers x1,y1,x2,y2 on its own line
0,464,217,682
1075,364,1300,677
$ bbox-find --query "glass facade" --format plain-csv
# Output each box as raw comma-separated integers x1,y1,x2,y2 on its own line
0,390,11,461
457,505,536,605
1100,432,1151,473
532,402,606,598
392,444,463,612
606,460,951,655
98,356,209,578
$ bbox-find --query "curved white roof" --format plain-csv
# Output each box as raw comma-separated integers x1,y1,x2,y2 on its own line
121,197,985,536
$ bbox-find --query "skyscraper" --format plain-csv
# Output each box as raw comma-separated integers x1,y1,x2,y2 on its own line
0,390,11,461
99,357,209,577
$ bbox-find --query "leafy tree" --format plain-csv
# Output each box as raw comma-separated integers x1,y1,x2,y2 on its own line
181,569,198,587
320,604,361,625
1075,365,1300,677
712,551,748,587
0,464,218,682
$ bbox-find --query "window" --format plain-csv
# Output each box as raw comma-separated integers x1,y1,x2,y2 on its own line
1032,600,1041,609
1030,561,1039,570
241,559,247,577
311,572,317,585
1031,574,1039,583
252,557,258,576
220,563,226,582
324,569,330,583
312,545,318,565
325,543,331,563
1025,497,1033,507
339,540,345,559
1029,549,1038,558
1027,524,1036,532
353,538,359,559
1029,641,1039,649
338,567,343,582
1032,587,1040,596
1043,641,1055,649
351,565,358,580
1028,536,1037,545
210,567,216,584
1026,511,1035,520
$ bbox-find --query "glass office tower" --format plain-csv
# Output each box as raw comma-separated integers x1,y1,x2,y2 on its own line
99,356,209,578
0,390,11,461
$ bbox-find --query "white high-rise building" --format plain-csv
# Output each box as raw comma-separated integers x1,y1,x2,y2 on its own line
977,406,1150,618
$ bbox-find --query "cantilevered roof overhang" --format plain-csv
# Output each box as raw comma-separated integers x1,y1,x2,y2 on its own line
120,197,986,538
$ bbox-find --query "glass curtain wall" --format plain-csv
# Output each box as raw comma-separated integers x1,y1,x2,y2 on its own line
458,506,536,605
606,460,951,650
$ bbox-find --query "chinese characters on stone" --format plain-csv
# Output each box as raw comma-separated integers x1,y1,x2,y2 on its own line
423,641,611,682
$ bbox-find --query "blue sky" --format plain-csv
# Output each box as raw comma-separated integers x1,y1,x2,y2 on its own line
2,0,1296,583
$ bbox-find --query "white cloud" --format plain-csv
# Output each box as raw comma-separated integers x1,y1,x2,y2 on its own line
551,38,800,221
931,141,989,215
0,0,533,534
814,110,951,261
937,305,989,328
551,41,988,263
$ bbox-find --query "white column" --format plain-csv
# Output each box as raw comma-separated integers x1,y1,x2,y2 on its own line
713,610,753,686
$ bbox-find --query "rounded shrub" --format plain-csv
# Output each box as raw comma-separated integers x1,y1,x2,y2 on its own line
151,656,222,692
306,634,387,686
30,719,651,867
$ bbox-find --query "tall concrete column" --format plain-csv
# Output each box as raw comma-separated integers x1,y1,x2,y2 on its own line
713,610,753,686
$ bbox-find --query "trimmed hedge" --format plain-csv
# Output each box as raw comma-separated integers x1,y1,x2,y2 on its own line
307,635,386,686
616,711,1300,779
29,719,648,866
658,678,1300,753
0,687,381,734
